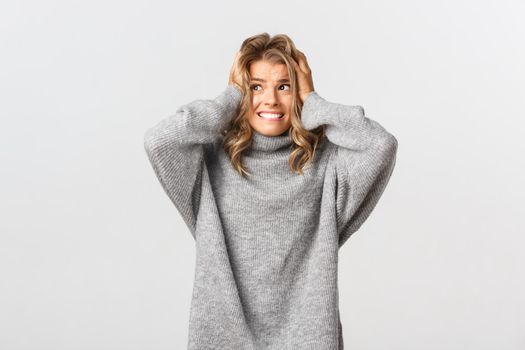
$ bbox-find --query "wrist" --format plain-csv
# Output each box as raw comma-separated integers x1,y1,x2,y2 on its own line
228,83,242,95
300,90,327,130
300,90,315,104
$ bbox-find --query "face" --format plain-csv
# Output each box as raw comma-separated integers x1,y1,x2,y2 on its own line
247,60,293,136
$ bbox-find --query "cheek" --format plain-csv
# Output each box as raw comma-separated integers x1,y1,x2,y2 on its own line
250,97,265,118
284,101,293,116
251,96,262,108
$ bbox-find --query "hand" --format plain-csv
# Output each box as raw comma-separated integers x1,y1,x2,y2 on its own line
228,51,243,91
291,50,315,104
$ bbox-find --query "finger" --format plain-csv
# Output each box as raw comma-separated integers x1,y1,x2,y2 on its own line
296,50,308,63
291,58,301,71
295,53,307,69
298,52,309,68
299,57,310,72
293,61,305,75
296,58,307,72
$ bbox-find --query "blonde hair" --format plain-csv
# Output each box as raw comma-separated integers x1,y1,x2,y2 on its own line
221,32,326,177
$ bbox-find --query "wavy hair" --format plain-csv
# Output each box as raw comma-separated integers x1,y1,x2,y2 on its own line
220,32,326,177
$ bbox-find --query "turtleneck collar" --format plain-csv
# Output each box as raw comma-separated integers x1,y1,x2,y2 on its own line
249,129,293,153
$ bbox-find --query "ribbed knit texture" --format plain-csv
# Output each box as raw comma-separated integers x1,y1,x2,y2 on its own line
143,85,398,349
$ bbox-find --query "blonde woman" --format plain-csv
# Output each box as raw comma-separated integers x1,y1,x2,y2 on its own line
144,32,398,350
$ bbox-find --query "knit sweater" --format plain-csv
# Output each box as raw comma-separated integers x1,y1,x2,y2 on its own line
143,84,398,350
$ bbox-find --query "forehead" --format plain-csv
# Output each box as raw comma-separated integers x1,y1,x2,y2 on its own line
249,60,289,80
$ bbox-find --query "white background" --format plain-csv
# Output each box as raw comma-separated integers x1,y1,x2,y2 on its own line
1,0,524,349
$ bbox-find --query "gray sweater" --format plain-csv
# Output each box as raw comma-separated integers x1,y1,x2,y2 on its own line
143,85,398,349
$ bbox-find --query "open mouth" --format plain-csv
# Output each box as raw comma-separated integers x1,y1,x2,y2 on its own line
257,112,285,121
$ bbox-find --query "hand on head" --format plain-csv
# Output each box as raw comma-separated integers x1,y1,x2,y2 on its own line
228,51,243,91
291,50,315,104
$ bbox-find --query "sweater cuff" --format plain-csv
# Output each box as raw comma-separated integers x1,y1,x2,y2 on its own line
300,91,330,130
300,91,365,131
214,84,243,115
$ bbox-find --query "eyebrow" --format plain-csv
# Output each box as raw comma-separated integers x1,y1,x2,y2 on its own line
251,77,290,83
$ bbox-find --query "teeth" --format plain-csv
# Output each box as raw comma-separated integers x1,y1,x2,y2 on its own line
258,113,284,119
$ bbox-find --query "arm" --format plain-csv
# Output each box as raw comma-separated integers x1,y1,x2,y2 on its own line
143,84,243,238
301,91,398,248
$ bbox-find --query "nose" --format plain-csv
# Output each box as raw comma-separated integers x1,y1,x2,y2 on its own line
263,89,279,106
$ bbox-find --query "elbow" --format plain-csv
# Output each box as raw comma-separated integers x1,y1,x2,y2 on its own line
143,129,153,154
143,127,160,159
379,132,398,162
386,133,398,153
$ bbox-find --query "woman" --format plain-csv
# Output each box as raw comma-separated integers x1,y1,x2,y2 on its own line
144,33,398,350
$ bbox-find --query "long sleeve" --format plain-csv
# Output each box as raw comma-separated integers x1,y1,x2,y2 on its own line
143,84,243,238
301,91,398,248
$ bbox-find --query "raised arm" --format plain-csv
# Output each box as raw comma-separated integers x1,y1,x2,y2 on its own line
301,91,398,248
143,84,243,238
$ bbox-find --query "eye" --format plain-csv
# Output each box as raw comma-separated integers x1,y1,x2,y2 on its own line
250,84,290,91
